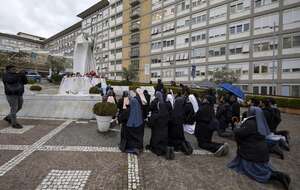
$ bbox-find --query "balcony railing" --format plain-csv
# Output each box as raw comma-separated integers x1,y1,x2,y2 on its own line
131,23,140,32
130,0,140,7
130,37,140,45
130,51,140,58
131,9,140,19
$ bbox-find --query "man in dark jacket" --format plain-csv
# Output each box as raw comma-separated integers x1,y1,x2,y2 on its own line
2,65,27,129
155,79,164,94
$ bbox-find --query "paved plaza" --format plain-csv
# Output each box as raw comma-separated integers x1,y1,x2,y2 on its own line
0,113,299,190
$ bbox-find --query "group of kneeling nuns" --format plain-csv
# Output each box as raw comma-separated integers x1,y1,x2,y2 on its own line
114,89,291,190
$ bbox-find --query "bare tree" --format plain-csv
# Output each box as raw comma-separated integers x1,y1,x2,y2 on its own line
211,66,240,84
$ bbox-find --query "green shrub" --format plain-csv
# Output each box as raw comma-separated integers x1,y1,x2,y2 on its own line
93,102,118,116
246,95,300,109
30,85,42,91
51,74,63,85
27,79,36,84
89,86,100,94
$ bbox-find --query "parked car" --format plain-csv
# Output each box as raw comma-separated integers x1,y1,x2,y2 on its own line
26,71,41,83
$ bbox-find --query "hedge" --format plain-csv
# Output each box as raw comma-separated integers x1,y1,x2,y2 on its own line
89,86,100,94
30,85,42,91
93,102,118,116
246,95,300,109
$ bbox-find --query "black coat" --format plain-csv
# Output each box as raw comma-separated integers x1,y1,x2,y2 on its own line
234,117,269,163
2,71,27,96
262,107,281,133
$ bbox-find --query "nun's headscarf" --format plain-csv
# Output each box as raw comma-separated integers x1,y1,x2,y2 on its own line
127,98,143,128
155,91,164,103
248,106,271,137
136,88,147,105
188,94,199,113
166,94,174,108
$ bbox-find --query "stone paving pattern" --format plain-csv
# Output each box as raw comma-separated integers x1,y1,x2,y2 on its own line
0,113,298,190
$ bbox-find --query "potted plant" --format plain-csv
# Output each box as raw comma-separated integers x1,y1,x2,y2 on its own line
93,102,118,132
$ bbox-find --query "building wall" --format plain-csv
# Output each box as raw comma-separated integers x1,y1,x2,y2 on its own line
147,0,300,96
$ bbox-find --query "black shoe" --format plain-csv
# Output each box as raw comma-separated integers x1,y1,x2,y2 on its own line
12,123,23,129
269,144,284,160
181,141,193,155
271,171,290,190
165,146,175,160
279,139,290,152
3,116,12,124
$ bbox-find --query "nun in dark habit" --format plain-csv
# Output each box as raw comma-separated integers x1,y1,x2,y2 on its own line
147,91,174,159
168,96,193,155
119,97,144,155
195,96,229,157
228,106,290,190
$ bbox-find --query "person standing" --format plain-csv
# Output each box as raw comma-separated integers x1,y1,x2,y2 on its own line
155,79,164,94
2,65,27,129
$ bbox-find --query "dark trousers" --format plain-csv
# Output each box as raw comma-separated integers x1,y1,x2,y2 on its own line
6,95,23,125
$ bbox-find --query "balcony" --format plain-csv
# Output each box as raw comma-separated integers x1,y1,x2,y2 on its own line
131,9,140,19
130,36,140,45
131,22,140,32
130,51,140,58
130,0,140,7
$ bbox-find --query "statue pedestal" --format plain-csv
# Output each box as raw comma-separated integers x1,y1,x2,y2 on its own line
58,77,103,95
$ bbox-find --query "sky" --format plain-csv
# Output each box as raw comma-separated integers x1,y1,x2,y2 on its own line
0,0,101,38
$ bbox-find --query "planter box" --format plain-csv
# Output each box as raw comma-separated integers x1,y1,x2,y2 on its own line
95,115,112,132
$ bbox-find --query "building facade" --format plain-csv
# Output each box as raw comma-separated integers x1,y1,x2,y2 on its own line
44,22,82,58
0,32,43,52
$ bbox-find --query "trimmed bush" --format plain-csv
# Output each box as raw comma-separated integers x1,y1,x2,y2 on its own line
27,79,36,84
246,95,300,109
51,74,63,85
30,85,42,91
89,86,100,94
93,102,118,116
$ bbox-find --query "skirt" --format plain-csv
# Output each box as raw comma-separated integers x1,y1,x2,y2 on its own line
228,155,273,183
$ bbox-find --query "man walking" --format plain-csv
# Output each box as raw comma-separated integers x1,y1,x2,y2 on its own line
2,65,27,129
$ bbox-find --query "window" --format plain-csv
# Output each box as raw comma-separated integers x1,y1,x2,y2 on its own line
209,5,227,21
177,0,190,12
253,38,278,52
253,86,259,94
261,86,268,95
254,64,260,73
254,14,279,31
152,11,163,22
191,12,207,26
208,46,226,57
283,7,300,29
230,21,250,34
209,25,226,39
283,33,300,49
292,86,300,97
163,22,175,32
177,17,190,29
175,52,189,61
152,25,162,35
163,54,175,62
191,48,206,58
191,30,206,42
255,0,278,8
151,41,162,49
229,41,249,55
162,39,175,48
230,0,250,14
163,5,175,19
192,0,206,9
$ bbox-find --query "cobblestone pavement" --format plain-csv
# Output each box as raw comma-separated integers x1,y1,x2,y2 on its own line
0,113,298,190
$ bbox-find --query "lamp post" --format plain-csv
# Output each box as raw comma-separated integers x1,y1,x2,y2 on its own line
271,22,276,96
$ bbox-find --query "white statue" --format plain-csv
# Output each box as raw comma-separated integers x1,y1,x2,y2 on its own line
73,33,96,75
58,33,106,95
